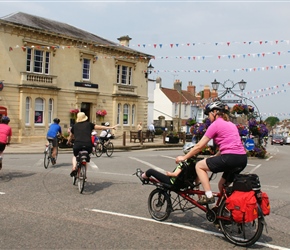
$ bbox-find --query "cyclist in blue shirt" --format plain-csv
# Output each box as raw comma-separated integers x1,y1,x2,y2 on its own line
46,118,62,165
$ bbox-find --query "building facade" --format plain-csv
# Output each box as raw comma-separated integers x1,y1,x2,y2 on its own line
0,12,153,143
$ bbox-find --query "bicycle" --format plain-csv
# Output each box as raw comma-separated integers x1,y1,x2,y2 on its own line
72,150,90,194
134,162,266,247
44,138,58,169
93,134,114,157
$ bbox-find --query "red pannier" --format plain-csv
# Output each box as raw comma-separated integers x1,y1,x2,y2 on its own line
226,190,258,223
258,191,270,216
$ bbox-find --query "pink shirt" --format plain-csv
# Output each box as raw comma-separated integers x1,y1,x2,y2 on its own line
205,117,246,155
0,124,12,144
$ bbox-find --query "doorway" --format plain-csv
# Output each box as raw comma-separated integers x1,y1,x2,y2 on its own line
81,103,91,120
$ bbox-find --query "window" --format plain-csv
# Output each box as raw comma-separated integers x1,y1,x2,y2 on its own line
35,98,44,124
48,99,53,124
83,58,90,80
25,97,31,125
117,65,132,85
117,103,121,125
123,104,129,125
132,105,135,125
26,48,50,74
174,103,178,115
184,104,187,116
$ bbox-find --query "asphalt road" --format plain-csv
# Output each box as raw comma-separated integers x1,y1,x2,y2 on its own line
0,146,290,249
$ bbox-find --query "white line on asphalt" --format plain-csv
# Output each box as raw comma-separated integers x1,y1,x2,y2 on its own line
88,161,99,169
250,164,261,173
160,155,175,160
0,192,5,195
266,156,273,161
86,208,288,250
129,157,166,173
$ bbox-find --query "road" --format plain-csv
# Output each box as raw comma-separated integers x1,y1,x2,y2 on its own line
0,145,289,249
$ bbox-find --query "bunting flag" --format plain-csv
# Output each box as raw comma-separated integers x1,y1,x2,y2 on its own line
132,39,290,48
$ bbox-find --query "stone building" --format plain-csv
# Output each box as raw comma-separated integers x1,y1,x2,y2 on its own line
0,12,153,143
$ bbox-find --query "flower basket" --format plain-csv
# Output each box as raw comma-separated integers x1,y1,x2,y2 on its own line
231,104,249,115
96,109,107,121
69,109,79,119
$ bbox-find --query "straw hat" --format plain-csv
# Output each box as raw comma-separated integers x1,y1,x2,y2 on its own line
76,112,88,123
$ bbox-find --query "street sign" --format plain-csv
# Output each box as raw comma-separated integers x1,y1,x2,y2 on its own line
222,99,242,104
244,138,255,151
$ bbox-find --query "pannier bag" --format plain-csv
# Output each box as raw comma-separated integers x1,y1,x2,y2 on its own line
226,190,258,223
232,173,261,192
257,191,270,216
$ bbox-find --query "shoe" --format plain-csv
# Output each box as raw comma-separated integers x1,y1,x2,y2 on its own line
51,158,56,165
136,168,145,183
70,169,77,177
0,157,2,170
197,195,215,205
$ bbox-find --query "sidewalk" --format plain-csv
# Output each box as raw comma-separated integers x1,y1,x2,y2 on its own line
5,136,184,154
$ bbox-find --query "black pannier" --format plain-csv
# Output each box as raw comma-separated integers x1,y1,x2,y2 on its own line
232,173,261,192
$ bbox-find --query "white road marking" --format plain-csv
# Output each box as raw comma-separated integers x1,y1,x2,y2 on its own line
250,164,261,173
0,192,5,195
266,156,273,161
86,208,288,250
129,157,166,173
88,161,99,169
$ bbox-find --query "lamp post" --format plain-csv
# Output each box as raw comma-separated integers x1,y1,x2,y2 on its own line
211,79,261,121
145,63,154,78
178,81,182,133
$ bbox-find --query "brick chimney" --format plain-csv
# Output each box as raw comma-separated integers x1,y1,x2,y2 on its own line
117,35,132,47
187,81,196,96
203,85,210,99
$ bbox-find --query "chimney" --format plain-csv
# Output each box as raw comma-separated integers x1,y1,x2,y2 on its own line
203,85,210,99
117,35,132,47
173,79,182,91
187,81,196,96
156,77,162,88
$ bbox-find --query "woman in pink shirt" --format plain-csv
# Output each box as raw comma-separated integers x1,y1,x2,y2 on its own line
0,116,12,170
175,101,247,205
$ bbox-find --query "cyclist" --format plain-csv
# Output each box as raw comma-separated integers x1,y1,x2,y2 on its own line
67,112,118,177
46,118,62,165
175,101,247,205
0,116,12,170
99,122,111,144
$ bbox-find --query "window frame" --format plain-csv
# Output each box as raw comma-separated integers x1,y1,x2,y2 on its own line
34,98,44,125
26,48,50,74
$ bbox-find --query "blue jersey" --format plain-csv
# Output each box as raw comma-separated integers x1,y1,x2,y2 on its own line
47,123,62,138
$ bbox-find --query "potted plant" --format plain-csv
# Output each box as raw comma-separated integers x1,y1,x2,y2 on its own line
165,131,179,143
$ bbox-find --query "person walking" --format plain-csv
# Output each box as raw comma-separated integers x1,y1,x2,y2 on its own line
0,116,12,170
148,122,155,142
46,118,62,165
67,112,118,177
137,122,143,142
175,101,247,205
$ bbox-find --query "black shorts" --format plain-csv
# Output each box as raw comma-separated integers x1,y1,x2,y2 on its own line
73,145,92,157
0,143,6,152
47,137,58,147
206,154,247,183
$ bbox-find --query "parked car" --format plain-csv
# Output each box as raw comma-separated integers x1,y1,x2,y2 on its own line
271,135,284,145
284,137,290,145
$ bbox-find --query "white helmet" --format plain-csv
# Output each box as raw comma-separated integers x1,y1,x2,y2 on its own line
183,142,195,154
91,131,97,135
105,122,110,126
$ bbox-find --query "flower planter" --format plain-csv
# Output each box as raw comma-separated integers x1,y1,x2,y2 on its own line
165,136,179,144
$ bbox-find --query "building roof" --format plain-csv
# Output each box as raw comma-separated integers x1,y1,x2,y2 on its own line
0,12,152,57
161,87,196,104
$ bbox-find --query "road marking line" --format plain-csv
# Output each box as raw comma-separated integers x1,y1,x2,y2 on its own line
266,156,273,161
129,157,165,173
161,155,175,160
250,164,261,173
88,161,99,169
86,208,288,250
0,192,5,195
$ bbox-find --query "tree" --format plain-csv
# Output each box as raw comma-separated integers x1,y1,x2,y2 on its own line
264,116,279,127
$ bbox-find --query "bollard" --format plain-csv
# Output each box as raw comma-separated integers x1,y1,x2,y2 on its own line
123,131,126,146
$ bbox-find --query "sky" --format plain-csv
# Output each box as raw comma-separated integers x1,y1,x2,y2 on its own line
1,0,290,120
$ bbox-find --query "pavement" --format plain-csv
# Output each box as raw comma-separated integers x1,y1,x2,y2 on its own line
5,136,184,154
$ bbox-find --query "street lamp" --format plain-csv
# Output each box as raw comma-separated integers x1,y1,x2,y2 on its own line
145,63,154,78
211,79,261,121
178,81,182,133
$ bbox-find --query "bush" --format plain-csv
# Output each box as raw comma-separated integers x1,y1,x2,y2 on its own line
155,128,164,135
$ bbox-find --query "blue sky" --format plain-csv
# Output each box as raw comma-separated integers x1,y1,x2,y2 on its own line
1,0,290,119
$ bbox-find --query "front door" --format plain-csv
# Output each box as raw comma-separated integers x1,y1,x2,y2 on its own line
81,102,91,121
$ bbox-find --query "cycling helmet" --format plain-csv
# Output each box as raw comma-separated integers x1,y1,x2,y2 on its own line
91,131,97,135
204,101,225,115
1,116,10,124
104,122,110,126
53,118,60,124
183,142,195,154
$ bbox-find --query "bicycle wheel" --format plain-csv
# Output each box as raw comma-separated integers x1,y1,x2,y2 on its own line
95,142,103,157
78,164,86,194
43,146,51,169
148,188,172,221
218,199,264,247
105,142,114,157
